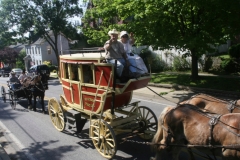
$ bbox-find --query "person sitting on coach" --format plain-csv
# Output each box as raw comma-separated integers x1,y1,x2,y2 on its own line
8,72,21,90
104,29,130,78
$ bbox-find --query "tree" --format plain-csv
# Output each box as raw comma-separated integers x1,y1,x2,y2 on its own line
16,50,26,69
0,0,83,66
82,0,240,80
0,47,18,67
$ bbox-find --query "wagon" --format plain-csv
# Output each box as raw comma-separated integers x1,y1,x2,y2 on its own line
1,81,30,109
48,49,157,159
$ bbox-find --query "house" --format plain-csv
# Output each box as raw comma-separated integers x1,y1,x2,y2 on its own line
24,31,70,71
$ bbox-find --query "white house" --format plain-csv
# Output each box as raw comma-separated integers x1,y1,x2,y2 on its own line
24,32,70,71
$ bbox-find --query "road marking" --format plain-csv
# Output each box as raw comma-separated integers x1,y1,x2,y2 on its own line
0,121,37,160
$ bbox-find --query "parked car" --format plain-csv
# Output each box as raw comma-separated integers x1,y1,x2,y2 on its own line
11,68,23,77
29,64,50,79
0,67,12,77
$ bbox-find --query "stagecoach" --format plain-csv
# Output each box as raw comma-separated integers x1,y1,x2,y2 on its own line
48,49,157,159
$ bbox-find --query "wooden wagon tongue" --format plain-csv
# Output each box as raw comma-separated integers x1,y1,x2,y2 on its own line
48,49,155,159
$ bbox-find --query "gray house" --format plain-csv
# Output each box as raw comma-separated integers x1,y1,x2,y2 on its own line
24,31,70,71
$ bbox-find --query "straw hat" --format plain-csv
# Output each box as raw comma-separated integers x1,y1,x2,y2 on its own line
120,31,129,38
108,29,119,36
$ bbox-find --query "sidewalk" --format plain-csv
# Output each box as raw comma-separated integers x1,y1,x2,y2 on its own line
134,83,240,104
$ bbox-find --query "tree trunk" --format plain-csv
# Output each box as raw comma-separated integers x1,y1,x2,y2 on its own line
190,49,199,80
53,32,59,67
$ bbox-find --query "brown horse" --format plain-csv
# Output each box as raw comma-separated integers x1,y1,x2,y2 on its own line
152,104,240,160
22,74,48,113
180,93,240,113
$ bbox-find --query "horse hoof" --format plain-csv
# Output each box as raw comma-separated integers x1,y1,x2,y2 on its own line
28,107,32,110
42,111,46,114
33,109,36,112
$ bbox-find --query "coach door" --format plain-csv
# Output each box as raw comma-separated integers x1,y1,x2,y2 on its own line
69,63,80,105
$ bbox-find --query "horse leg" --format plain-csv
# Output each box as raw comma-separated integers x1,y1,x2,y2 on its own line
28,92,32,110
33,94,37,111
41,93,46,114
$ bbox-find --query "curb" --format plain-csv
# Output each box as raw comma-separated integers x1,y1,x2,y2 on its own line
148,83,240,99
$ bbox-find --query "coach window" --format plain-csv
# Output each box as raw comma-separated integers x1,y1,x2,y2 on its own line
63,63,69,79
70,64,79,81
82,65,93,83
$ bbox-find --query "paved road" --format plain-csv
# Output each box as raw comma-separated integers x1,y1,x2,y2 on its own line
0,77,177,160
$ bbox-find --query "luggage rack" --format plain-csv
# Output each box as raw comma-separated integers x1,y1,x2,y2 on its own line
61,47,105,57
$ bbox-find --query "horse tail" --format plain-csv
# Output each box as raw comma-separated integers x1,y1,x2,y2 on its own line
152,106,173,151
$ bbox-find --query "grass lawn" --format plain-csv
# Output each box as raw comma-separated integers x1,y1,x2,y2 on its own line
150,73,240,92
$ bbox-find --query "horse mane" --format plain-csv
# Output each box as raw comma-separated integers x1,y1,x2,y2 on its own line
152,106,174,151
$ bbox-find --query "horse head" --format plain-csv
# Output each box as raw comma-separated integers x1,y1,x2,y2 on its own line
40,73,48,90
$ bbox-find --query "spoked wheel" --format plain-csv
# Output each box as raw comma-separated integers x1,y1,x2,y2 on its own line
48,98,66,131
90,119,117,159
134,106,158,140
1,86,6,103
10,91,17,110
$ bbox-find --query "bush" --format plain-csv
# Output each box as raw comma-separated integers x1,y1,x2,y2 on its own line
139,49,167,72
228,44,240,59
220,58,237,73
48,65,57,72
172,55,191,71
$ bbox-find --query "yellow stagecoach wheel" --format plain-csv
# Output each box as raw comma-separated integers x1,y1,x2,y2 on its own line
90,119,117,159
48,98,66,131
134,106,158,140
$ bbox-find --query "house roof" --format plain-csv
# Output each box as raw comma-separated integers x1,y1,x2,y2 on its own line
32,31,72,45
23,55,31,60
8,43,26,52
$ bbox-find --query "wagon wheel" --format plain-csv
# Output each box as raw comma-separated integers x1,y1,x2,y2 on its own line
48,98,66,131
1,86,6,103
90,119,117,159
10,91,16,110
134,106,158,140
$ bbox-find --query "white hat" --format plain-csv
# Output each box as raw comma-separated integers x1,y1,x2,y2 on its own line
11,71,16,75
120,31,129,38
108,29,119,36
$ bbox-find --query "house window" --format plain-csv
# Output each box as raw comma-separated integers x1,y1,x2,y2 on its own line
40,60,42,64
47,46,51,54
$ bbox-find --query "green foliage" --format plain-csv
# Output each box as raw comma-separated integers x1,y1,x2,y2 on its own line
43,61,51,66
203,57,213,72
16,50,26,69
228,44,240,59
43,61,57,72
198,56,213,72
220,58,238,73
0,47,18,67
151,73,240,92
0,0,83,65
172,56,191,71
82,0,240,79
139,48,167,72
